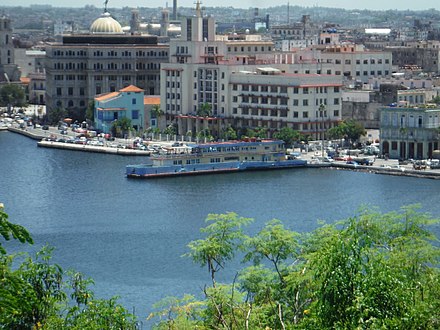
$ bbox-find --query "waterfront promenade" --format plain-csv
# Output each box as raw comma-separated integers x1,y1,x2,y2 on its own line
5,125,440,179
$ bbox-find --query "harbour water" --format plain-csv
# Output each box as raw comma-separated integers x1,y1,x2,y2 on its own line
1,131,439,326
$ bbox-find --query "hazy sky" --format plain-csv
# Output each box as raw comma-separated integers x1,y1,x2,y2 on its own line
0,0,438,11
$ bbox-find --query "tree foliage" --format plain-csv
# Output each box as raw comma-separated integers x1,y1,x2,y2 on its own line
327,119,366,146
327,119,367,144
0,204,33,255
47,107,67,125
151,206,440,329
196,103,212,117
273,127,303,147
0,84,26,107
0,207,137,329
111,117,132,138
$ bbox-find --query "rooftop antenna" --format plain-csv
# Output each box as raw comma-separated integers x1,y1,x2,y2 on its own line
287,1,290,25
194,0,202,17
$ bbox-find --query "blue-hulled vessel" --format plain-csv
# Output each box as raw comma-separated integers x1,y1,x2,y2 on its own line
126,139,306,178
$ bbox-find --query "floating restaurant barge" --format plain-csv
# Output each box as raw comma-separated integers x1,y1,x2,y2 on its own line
126,139,306,178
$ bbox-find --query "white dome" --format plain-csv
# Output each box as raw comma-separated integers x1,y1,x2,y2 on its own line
90,12,123,34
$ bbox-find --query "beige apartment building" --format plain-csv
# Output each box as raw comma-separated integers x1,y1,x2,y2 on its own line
160,2,343,139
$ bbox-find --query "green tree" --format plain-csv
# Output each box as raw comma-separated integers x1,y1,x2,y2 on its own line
220,126,237,141
149,207,440,329
163,124,177,136
304,205,440,329
185,212,253,286
0,204,33,255
86,100,95,122
151,104,164,130
0,84,26,107
197,103,212,117
327,119,366,147
0,207,137,329
273,127,302,147
111,117,132,138
196,128,213,142
48,107,68,125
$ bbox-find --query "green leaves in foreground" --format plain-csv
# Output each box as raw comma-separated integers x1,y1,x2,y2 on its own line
0,205,137,330
0,204,33,255
152,205,440,329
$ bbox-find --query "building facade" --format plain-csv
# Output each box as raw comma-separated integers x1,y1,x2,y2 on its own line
380,105,440,159
319,44,393,84
161,3,343,140
94,85,145,134
45,11,169,116
0,15,21,83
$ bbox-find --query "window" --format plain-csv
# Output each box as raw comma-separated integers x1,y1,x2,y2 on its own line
293,111,298,118
303,87,309,94
303,100,309,106
68,87,73,96
293,87,299,94
302,111,308,118
232,84,237,91
334,86,340,93
132,98,137,105
56,87,62,96
132,110,139,120
333,110,339,116
334,98,339,105
233,96,238,102
293,99,299,106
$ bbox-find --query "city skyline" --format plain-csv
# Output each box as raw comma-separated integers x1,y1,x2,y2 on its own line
0,0,438,11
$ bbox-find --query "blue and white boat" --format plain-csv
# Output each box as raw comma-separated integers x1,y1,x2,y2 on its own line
126,139,306,178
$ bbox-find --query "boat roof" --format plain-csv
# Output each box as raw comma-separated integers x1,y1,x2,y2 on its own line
194,139,283,148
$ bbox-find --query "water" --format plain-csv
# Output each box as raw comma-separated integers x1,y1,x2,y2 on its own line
1,132,439,326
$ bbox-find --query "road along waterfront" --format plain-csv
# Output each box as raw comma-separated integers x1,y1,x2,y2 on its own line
1,131,439,326
7,126,440,180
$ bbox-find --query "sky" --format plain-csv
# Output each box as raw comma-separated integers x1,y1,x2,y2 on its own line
0,0,438,11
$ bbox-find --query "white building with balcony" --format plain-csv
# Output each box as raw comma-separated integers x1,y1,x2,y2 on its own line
380,105,440,159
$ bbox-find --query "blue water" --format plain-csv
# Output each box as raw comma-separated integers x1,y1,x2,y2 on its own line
1,131,439,326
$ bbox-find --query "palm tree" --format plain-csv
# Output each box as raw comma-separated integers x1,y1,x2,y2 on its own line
197,103,212,117
150,105,164,130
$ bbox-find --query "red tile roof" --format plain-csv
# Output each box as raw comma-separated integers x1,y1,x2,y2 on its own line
144,96,161,105
120,85,144,93
95,92,120,102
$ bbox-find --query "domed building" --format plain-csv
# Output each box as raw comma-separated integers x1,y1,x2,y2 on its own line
44,8,169,118
90,12,124,35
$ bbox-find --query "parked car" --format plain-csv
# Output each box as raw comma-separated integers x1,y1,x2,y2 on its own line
353,157,374,166
42,125,49,130
429,160,440,169
413,160,427,170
